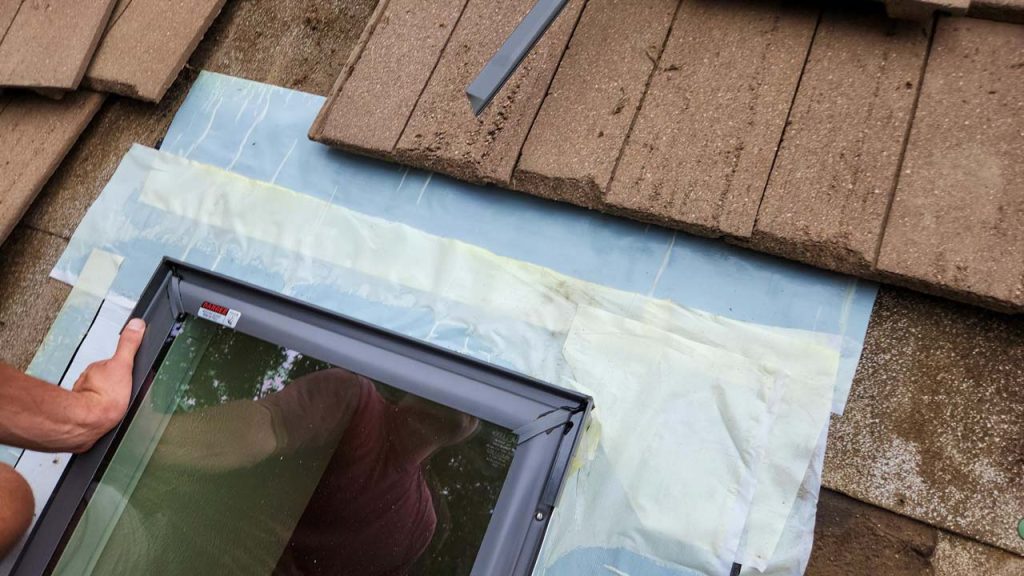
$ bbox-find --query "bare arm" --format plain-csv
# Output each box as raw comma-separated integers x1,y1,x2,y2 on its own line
151,368,365,472
0,319,146,454
150,400,279,473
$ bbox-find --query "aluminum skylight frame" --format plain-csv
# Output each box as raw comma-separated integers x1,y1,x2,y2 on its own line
466,0,569,115
13,258,592,576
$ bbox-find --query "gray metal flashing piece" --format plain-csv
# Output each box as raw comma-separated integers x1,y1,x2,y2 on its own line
11,258,592,576
465,0,569,115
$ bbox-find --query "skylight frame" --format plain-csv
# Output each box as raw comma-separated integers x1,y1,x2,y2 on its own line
13,258,591,576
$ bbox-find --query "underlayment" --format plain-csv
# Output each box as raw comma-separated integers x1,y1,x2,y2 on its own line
40,69,878,573
159,71,875,416
61,143,849,573
44,69,1024,565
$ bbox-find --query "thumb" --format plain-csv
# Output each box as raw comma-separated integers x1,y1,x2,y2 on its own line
113,318,146,365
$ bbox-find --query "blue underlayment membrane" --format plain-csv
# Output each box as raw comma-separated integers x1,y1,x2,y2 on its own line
26,72,876,575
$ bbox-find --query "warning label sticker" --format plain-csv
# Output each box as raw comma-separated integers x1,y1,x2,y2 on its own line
198,301,241,328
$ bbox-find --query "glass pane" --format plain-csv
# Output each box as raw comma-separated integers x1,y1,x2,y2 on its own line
53,316,517,576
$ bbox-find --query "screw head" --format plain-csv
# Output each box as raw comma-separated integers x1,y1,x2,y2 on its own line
535,512,545,521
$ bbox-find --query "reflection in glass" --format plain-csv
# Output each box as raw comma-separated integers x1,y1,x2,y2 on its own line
53,317,516,575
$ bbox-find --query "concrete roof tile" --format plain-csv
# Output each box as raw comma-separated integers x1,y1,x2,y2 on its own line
307,1,1024,312
0,226,69,371
394,0,585,186
605,0,818,239
0,0,117,91
809,489,1024,576
310,0,466,157
0,0,19,40
970,0,1024,23
876,16,1024,311
83,0,227,102
0,90,104,245
751,6,930,276
512,0,678,208
824,286,1024,555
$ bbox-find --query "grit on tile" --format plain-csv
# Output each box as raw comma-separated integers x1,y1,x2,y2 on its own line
304,2,1024,313
193,0,376,96
0,0,18,39
824,286,1024,554
0,0,117,90
310,0,467,157
751,4,930,276
0,227,70,371
606,0,818,239
875,16,1024,311
0,91,105,245
84,0,227,102
512,0,678,208
394,0,585,185
931,532,1024,576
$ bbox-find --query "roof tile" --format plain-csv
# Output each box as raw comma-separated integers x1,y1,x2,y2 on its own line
752,6,930,275
513,0,678,208
606,0,818,239
875,16,1024,310
394,0,585,185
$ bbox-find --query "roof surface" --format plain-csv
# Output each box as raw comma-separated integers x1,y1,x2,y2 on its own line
312,0,1024,314
0,0,1020,573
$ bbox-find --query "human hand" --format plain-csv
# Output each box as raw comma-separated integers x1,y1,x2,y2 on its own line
67,318,146,452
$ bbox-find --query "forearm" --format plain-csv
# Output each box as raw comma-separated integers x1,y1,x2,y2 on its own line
152,370,363,472
151,401,278,472
0,363,116,453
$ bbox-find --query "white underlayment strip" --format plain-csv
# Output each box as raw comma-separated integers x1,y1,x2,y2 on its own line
547,306,786,573
25,249,124,386
129,150,841,572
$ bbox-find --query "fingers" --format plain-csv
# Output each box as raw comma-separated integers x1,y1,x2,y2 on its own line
112,318,146,365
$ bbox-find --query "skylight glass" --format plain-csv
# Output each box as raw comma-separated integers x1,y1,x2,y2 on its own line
53,316,517,576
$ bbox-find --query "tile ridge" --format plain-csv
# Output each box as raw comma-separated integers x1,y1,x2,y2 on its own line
391,0,470,153
871,14,938,266
603,0,684,204
509,0,590,177
750,8,823,237
308,0,394,140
